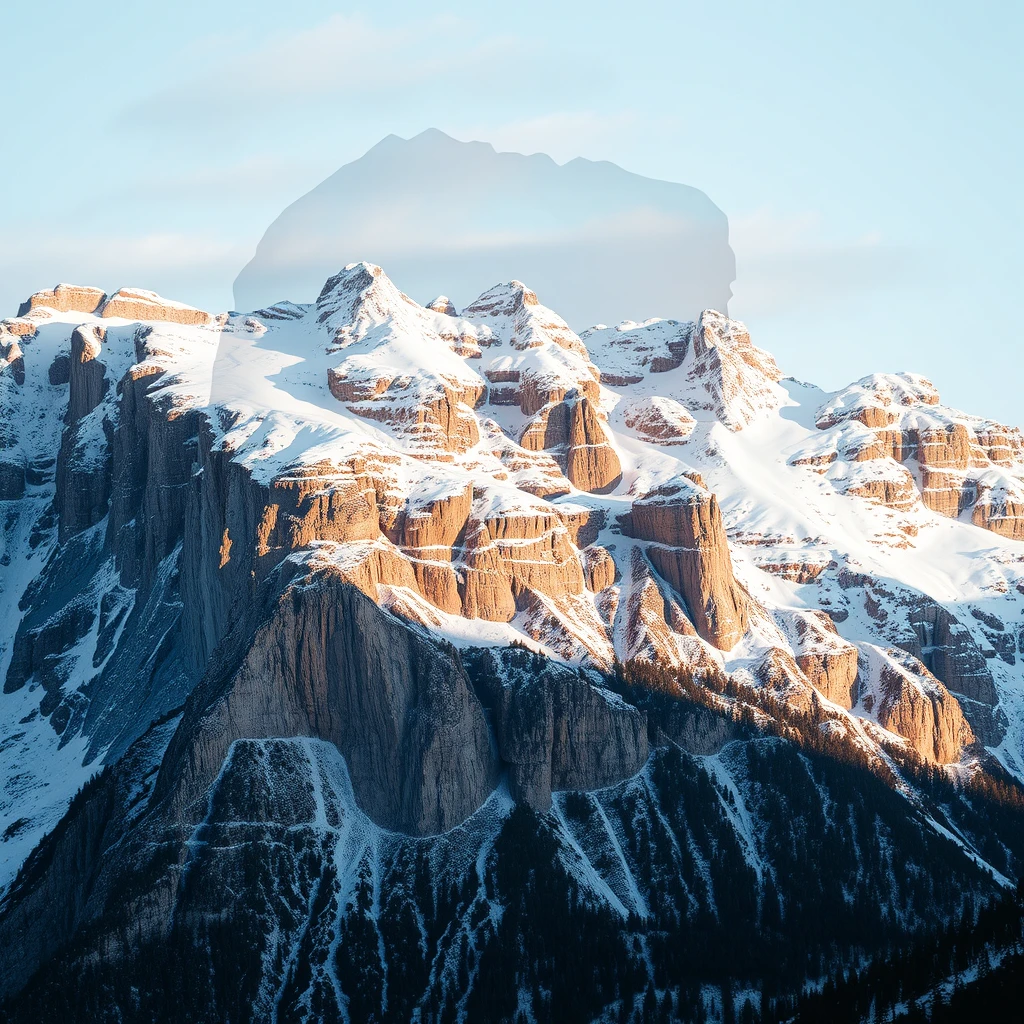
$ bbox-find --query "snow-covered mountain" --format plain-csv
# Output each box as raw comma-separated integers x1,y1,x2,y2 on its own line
233,129,735,331
0,267,1022,1021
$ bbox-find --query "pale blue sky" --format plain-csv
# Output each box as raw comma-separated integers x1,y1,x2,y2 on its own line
2,1,1020,423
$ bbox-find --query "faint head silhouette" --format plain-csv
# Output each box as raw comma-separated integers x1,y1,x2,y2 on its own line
233,129,734,329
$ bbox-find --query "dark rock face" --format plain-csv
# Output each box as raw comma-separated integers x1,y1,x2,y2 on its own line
162,578,500,836
0,718,179,1001
47,354,71,386
7,322,205,745
0,461,25,500
904,601,998,705
899,599,1003,743
464,647,649,808
4,589,97,696
0,767,121,998
66,326,107,424
179,420,321,676
55,326,113,541
108,368,202,590
162,577,648,836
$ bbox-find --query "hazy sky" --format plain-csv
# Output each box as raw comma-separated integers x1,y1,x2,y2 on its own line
2,1,1020,423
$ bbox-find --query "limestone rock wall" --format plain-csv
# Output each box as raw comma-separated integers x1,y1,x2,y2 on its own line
878,666,975,764
563,396,622,493
799,373,1024,536
463,646,649,810
859,646,976,764
55,326,111,541
18,284,106,317
785,610,860,709
627,482,748,650
100,289,212,326
163,579,501,835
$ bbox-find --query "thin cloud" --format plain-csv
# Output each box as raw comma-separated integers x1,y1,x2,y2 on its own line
111,155,334,205
119,14,537,133
728,206,919,317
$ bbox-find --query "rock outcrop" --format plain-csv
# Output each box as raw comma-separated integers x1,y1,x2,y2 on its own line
0,337,25,386
784,610,860,708
618,547,719,672
563,396,621,493
685,309,784,430
100,288,212,326
464,646,648,810
162,578,501,835
621,395,696,445
0,459,25,500
458,498,590,622
18,284,106,317
973,478,1024,541
627,479,747,649
583,308,784,431
903,600,998,707
860,646,975,764
795,372,1024,536
581,318,691,384
54,325,119,541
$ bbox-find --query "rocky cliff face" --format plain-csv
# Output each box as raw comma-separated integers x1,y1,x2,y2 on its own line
626,480,747,650
163,577,501,835
858,645,976,764
99,288,212,326
18,284,107,317
463,646,648,809
783,610,860,709
791,372,1024,539
0,261,1022,1018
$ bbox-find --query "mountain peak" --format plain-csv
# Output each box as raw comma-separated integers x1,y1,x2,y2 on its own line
2,258,1023,1022
407,126,465,146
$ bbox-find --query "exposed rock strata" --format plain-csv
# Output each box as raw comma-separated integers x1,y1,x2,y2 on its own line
797,373,1024,537
621,395,696,445
785,610,860,708
162,578,500,835
464,646,648,810
583,309,783,431
627,481,747,649
563,396,621,493
101,289,212,326
619,548,717,672
861,647,975,764
686,309,784,430
18,284,106,317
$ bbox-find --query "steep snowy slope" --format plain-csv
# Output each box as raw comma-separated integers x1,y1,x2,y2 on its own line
0,264,1023,1021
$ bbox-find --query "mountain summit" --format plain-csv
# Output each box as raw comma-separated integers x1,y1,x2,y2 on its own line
233,130,735,328
0,266,1023,1021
